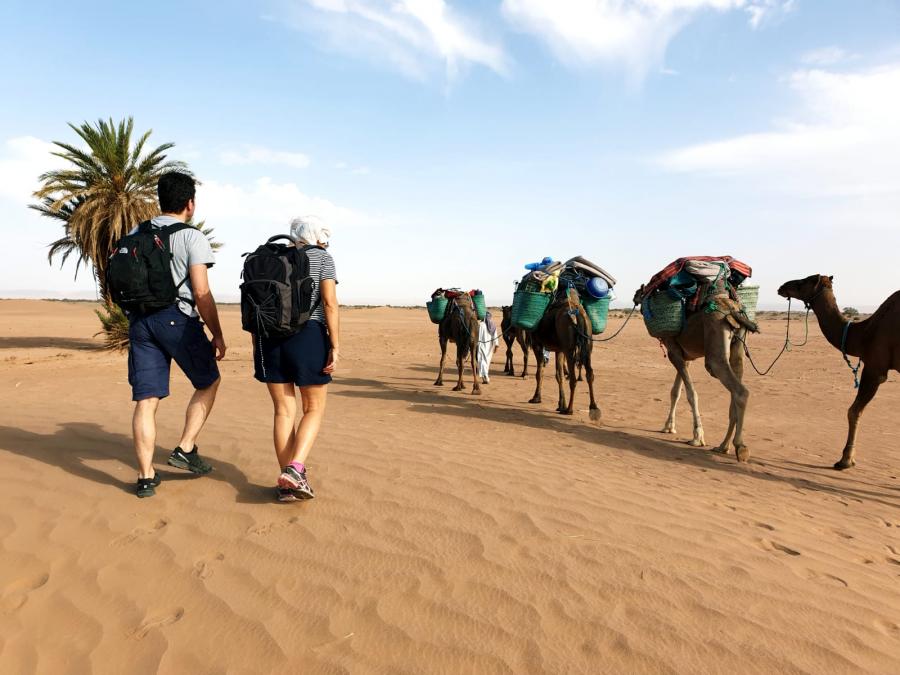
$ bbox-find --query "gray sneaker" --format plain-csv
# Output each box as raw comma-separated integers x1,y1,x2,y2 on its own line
277,465,315,499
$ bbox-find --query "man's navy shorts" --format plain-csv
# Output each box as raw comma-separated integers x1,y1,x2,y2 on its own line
128,305,220,401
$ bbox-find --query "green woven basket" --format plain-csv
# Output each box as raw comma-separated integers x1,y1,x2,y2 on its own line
581,296,610,335
641,292,684,338
472,291,487,320
511,290,551,330
736,285,759,323
426,296,449,324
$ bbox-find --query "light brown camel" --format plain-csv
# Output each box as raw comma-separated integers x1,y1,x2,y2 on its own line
434,293,482,395
633,285,758,461
500,305,531,377
528,289,600,419
778,274,900,470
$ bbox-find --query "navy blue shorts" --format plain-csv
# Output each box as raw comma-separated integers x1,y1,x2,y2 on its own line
128,305,220,401
253,320,332,387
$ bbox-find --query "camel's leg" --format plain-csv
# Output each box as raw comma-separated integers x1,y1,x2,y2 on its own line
453,343,465,392
562,352,577,415
470,338,482,396
706,341,749,461
519,334,530,379
680,365,704,447
557,353,570,414
662,372,682,435
504,339,514,375
716,338,744,452
583,349,601,422
528,343,543,404
434,336,448,386
577,363,583,382
835,365,884,470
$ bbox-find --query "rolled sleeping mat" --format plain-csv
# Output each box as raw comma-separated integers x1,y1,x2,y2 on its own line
565,256,617,287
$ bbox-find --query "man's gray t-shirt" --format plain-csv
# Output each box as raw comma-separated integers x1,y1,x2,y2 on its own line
129,215,215,317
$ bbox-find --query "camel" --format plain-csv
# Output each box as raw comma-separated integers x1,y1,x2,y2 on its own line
633,285,758,462
778,274,900,470
528,289,600,419
500,305,531,377
434,293,482,395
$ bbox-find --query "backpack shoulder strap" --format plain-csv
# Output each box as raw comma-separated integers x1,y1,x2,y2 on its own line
159,222,199,304
137,220,153,233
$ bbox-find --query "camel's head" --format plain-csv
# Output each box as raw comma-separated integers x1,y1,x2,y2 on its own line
632,285,645,306
777,274,833,304
501,305,512,321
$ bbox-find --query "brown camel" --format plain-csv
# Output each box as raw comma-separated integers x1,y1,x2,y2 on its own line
778,274,900,470
528,289,600,419
434,293,482,395
500,305,531,377
633,285,758,461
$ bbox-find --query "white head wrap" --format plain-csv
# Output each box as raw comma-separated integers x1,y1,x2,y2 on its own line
289,215,331,246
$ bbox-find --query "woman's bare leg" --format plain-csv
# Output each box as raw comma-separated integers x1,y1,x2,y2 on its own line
289,384,328,465
267,382,297,469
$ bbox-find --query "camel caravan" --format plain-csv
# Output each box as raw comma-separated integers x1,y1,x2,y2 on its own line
426,258,899,472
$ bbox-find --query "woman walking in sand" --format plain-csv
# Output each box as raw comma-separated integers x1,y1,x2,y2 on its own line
253,217,340,502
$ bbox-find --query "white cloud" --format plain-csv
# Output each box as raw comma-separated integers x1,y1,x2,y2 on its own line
220,144,311,169
501,0,793,82
275,0,508,81
657,63,900,221
0,136,62,203
800,46,852,66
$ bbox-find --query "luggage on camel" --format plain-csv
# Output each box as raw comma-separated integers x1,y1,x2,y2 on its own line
426,288,487,324
240,235,319,337
511,255,616,334
638,256,758,338
107,221,193,314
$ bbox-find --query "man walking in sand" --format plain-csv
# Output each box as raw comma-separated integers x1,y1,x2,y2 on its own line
123,172,226,497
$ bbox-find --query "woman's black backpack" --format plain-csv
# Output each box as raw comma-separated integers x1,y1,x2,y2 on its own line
106,221,191,314
240,235,319,337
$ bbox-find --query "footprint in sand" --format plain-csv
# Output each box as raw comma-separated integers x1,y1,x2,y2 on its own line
246,516,298,536
111,518,168,547
874,619,900,638
758,538,801,556
833,530,854,540
804,569,848,588
128,607,184,640
1,572,49,613
193,553,225,580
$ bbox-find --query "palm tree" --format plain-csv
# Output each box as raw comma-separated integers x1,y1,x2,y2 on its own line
32,117,185,299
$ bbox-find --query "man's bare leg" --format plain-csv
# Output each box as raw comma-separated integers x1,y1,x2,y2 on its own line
176,377,220,452
133,397,160,478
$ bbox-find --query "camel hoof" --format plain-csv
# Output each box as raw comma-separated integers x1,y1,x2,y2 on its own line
833,459,855,471
528,398,541,404
452,385,464,392
434,381,443,387
589,408,601,423
688,439,704,448
662,427,676,435
711,446,728,454
472,388,482,396
735,446,750,462
557,409,574,416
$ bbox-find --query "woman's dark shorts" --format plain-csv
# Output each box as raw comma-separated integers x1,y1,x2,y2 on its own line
128,305,220,401
253,320,332,386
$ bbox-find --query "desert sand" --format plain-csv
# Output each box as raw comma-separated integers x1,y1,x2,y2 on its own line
1,300,899,674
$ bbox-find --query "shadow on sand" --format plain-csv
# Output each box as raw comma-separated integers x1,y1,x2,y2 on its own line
334,375,900,509
0,422,273,504
0,336,104,351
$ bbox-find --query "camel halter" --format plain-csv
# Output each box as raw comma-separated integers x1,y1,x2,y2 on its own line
840,321,862,389
735,297,811,376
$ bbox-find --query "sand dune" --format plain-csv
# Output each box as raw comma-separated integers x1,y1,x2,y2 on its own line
1,300,899,674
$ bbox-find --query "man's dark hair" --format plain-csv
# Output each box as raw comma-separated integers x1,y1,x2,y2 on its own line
157,171,195,213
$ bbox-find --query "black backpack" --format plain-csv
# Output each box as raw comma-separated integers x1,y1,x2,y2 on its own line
240,235,320,337
106,221,192,314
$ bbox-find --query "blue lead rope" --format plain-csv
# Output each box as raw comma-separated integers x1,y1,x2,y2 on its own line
840,321,861,389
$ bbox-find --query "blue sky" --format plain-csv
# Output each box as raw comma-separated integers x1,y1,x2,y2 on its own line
1,0,898,309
